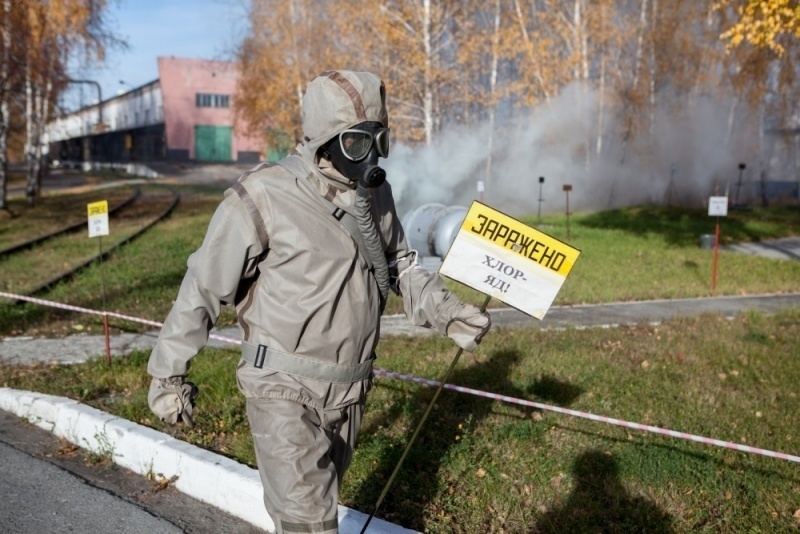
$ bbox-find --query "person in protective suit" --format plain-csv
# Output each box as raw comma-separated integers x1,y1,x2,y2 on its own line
147,70,491,534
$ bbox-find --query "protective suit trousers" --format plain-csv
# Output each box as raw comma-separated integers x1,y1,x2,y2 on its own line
246,396,364,534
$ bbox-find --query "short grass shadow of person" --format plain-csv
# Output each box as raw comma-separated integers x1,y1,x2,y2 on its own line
350,349,584,530
536,450,674,534
526,374,583,406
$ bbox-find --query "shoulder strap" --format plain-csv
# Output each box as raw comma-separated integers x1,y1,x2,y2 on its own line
277,155,375,271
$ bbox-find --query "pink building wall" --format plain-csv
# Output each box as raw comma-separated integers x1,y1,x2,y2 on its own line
157,56,263,161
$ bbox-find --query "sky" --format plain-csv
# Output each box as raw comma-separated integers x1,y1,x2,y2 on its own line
64,0,246,109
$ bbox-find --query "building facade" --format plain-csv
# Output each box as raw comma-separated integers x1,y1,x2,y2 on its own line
47,57,264,165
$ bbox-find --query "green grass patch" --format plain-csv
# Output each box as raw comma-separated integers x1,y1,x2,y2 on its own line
2,310,798,532
3,197,799,337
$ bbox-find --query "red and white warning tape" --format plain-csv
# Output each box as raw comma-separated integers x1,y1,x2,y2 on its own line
372,369,800,463
0,292,239,344
2,291,798,464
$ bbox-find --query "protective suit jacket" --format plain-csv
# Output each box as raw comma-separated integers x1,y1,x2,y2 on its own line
148,71,462,413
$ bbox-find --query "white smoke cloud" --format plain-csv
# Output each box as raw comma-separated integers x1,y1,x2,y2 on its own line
385,83,764,218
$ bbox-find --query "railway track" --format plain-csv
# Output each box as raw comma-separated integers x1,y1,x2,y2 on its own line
0,188,141,256
1,189,180,298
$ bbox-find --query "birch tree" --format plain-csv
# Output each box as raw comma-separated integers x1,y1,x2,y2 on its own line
368,0,464,145
235,0,335,152
14,0,115,205
0,0,12,211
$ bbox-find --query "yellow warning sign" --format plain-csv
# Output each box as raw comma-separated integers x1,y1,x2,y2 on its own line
439,201,580,319
87,200,109,238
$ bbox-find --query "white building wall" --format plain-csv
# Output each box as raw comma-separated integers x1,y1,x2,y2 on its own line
48,81,163,142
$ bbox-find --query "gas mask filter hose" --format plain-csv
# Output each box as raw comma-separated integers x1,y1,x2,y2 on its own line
355,166,390,312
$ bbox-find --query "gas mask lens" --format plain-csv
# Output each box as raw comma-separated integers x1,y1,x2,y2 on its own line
339,128,390,161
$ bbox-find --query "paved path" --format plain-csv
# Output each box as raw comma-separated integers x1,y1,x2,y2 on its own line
723,236,800,261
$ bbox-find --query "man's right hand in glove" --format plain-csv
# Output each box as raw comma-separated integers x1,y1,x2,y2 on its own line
148,377,198,427
445,302,492,352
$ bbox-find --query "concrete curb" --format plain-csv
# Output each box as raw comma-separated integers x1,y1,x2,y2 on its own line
0,388,416,534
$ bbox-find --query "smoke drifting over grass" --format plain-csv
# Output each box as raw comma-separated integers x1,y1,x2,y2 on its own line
385,83,762,217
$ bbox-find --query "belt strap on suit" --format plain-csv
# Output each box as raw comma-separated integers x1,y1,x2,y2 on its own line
241,341,374,383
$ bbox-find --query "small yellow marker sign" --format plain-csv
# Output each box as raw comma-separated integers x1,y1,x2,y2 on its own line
87,200,109,238
439,201,580,319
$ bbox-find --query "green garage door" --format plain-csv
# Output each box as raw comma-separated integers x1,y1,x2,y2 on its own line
195,125,232,162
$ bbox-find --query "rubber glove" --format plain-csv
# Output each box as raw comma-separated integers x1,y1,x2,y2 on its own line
446,303,491,352
148,376,198,427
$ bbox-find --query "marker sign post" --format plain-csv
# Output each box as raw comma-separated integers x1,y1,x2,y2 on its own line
87,200,109,238
708,196,728,290
440,201,581,320
87,200,111,363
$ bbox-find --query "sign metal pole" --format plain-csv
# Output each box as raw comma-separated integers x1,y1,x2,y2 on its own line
537,176,545,223
563,184,572,240
88,200,111,363
707,196,728,291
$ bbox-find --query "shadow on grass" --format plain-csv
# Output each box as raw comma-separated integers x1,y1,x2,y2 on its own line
353,349,585,530
555,422,800,486
536,450,674,533
578,205,800,247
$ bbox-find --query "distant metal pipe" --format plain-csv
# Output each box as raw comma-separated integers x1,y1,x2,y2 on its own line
67,78,103,125
401,204,468,257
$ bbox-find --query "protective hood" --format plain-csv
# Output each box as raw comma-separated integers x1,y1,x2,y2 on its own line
297,71,388,166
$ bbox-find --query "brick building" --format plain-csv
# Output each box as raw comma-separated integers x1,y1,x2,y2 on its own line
47,57,264,165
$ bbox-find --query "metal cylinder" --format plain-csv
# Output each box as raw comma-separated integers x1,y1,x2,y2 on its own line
401,204,468,257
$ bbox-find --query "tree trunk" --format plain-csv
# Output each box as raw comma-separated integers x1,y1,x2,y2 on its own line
513,0,550,102
648,0,658,140
0,0,10,210
596,53,605,156
620,0,649,165
484,0,500,197
724,97,738,148
34,79,52,193
30,84,43,202
288,0,304,112
422,0,434,146
26,62,36,206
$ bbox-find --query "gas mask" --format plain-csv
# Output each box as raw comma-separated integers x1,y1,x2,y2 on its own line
325,121,390,188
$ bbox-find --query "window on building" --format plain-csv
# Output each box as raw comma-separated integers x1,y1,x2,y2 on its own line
196,93,230,108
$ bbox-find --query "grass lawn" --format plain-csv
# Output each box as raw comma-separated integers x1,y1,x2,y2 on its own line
1,184,799,531
2,310,798,532
1,190,798,336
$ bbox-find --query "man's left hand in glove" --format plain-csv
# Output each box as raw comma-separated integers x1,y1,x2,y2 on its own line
446,302,491,352
148,376,199,427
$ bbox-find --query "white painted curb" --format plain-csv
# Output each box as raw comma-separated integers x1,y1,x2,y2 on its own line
0,388,416,534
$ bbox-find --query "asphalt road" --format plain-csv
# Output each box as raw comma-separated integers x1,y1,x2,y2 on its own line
0,411,266,534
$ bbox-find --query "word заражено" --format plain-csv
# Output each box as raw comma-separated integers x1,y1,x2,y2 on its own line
470,214,567,271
